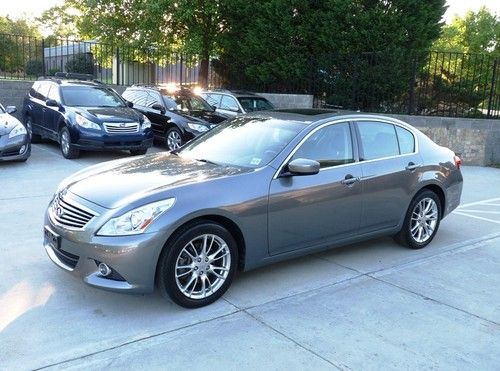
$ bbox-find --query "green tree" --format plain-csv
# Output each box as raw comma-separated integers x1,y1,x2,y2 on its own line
69,0,225,86
434,7,499,56
36,4,82,39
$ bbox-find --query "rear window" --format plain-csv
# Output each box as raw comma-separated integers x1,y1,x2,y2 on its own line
238,97,274,112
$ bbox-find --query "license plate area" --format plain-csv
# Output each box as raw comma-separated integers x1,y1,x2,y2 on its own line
44,226,60,251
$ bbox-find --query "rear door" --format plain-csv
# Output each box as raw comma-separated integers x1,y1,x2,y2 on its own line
355,120,422,233
268,121,362,255
44,84,62,136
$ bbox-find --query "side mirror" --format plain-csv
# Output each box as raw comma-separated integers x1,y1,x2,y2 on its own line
46,99,59,107
152,103,165,113
6,106,17,114
286,158,320,176
126,101,134,108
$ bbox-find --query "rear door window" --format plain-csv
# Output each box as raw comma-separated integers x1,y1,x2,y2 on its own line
220,95,239,111
357,121,399,160
204,93,222,108
37,82,51,101
395,126,415,154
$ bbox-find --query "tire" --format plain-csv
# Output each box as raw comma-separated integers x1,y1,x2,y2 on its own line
165,127,184,151
25,117,41,143
59,127,80,159
130,148,148,156
157,221,238,308
394,190,441,249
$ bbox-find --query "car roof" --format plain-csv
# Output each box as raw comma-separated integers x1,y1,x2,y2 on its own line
204,89,263,98
37,78,104,88
245,109,414,128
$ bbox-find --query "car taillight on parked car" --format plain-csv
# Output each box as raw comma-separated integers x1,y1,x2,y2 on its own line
454,154,462,169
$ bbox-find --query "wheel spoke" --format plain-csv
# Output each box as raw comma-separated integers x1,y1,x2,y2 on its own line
177,269,193,278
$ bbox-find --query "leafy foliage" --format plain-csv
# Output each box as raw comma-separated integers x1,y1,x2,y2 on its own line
65,53,95,75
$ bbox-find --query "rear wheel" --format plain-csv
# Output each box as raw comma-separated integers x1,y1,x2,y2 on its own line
165,127,183,151
157,221,238,308
59,127,80,159
394,190,441,249
25,117,41,143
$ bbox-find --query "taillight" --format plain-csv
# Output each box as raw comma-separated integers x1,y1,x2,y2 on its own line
454,154,462,169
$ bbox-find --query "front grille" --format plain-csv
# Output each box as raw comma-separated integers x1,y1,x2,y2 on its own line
104,122,139,133
50,193,96,230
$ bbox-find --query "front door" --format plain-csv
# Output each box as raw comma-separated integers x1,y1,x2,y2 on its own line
268,122,362,255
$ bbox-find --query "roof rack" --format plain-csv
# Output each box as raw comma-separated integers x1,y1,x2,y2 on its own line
54,72,96,81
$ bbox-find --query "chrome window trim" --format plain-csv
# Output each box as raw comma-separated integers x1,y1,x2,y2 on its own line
273,118,419,179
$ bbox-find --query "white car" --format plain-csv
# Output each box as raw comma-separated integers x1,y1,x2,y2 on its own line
201,89,274,117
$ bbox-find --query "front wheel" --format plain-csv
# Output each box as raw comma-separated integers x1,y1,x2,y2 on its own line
394,190,441,249
165,127,184,151
157,221,238,308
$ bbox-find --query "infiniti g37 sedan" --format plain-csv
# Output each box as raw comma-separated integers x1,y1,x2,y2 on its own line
43,110,463,308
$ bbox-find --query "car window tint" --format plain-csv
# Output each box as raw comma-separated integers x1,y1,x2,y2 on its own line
396,126,415,154
292,123,354,168
146,92,162,107
357,121,399,160
204,94,221,107
220,95,239,111
238,97,274,112
38,82,51,101
47,85,60,102
29,81,41,99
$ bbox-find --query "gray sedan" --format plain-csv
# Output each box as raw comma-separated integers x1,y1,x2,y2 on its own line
43,110,463,308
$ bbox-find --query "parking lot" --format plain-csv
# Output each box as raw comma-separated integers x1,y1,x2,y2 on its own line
1,142,500,370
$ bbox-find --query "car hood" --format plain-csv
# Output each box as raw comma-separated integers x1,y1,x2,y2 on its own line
75,107,143,123
0,113,22,135
65,153,251,209
185,110,228,124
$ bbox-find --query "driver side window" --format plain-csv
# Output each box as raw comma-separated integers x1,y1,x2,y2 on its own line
292,123,354,168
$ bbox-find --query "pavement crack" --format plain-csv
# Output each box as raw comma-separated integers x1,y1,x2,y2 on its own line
369,275,500,327
34,309,241,370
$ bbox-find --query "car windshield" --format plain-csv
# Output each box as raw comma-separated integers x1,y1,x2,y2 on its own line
61,86,126,107
238,97,274,112
178,116,305,168
162,93,213,112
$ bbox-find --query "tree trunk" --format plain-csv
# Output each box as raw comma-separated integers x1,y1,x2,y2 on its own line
198,51,210,88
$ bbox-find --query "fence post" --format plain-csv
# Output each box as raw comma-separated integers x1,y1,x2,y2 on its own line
487,58,498,118
41,38,46,77
115,47,120,85
408,55,417,115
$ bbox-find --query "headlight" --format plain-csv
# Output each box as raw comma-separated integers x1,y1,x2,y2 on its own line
187,123,209,132
75,114,101,130
142,116,151,130
8,123,27,138
97,198,175,236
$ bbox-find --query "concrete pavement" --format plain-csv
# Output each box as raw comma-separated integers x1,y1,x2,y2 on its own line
0,143,499,370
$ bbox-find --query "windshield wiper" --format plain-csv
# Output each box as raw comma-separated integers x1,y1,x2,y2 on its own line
195,158,219,165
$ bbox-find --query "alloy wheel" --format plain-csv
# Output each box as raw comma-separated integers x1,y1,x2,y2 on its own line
167,130,182,150
174,234,231,300
61,130,70,155
410,197,438,243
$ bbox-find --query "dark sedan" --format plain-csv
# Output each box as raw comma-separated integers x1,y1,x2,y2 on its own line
44,110,463,308
122,86,228,151
0,104,30,162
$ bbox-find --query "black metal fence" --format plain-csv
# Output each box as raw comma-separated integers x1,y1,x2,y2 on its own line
1,33,499,119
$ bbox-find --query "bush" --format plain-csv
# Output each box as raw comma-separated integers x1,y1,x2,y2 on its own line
25,60,44,77
65,53,95,75
48,68,61,76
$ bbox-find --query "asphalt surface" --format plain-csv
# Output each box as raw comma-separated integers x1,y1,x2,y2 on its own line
0,143,499,370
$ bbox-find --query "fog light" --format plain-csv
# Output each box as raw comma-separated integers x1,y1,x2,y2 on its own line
19,145,26,154
98,263,112,277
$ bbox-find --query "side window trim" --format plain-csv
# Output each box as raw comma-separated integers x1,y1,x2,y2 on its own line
353,119,418,162
274,119,357,179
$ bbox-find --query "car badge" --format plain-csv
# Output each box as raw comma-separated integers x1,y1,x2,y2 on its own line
56,207,64,217
120,123,126,127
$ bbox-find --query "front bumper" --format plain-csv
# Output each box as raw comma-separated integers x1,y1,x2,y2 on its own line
43,195,168,294
0,133,30,161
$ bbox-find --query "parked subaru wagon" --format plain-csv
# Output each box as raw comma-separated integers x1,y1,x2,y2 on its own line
23,73,153,159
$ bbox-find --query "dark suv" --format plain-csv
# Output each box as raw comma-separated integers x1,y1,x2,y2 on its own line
122,86,228,151
23,73,154,159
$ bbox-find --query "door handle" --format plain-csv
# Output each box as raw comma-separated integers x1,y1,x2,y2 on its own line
405,162,420,171
341,174,360,186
